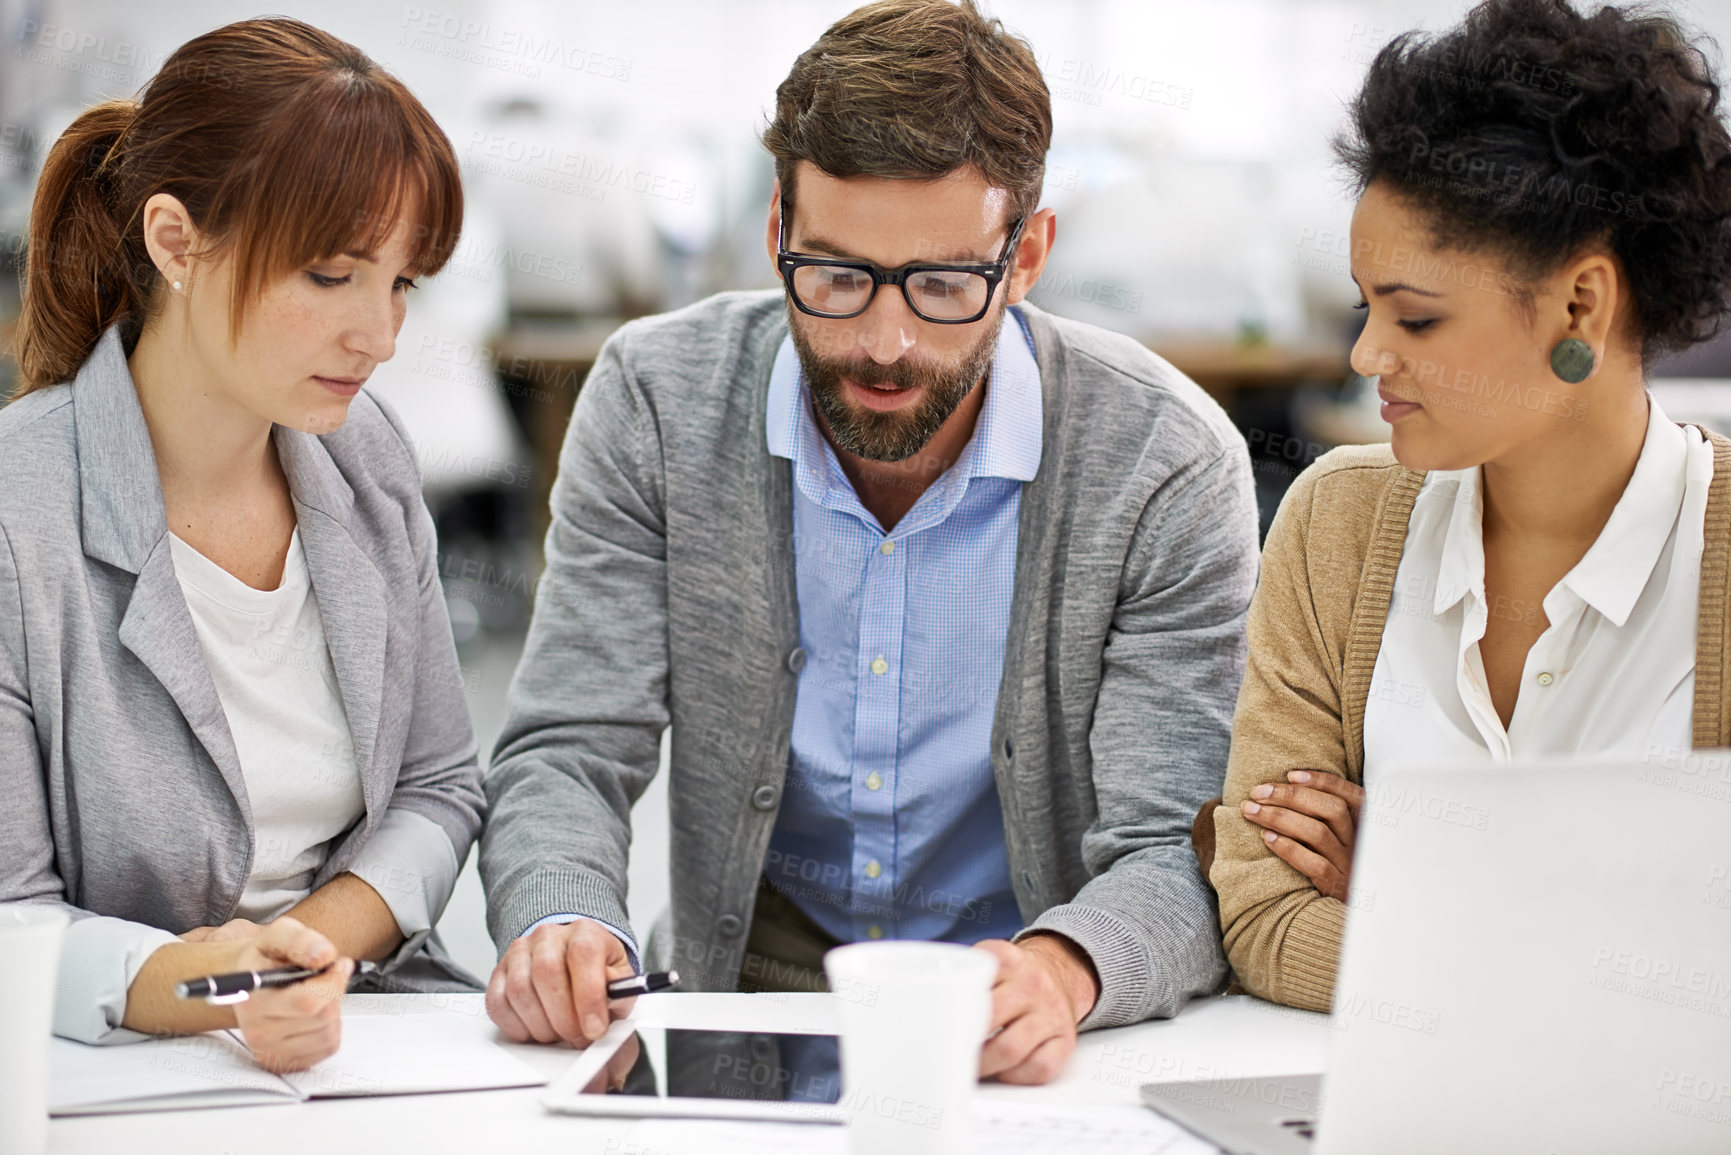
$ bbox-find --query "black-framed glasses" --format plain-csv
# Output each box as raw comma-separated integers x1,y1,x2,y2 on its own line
777,215,1027,324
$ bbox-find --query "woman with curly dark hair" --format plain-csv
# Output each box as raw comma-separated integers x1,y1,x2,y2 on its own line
1203,0,1731,1010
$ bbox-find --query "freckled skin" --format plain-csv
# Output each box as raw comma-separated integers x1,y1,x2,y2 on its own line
149,197,422,437
128,190,426,589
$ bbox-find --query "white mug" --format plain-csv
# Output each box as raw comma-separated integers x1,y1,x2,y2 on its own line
824,941,998,1155
0,904,69,1155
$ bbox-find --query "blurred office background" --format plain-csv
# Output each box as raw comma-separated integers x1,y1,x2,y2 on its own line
4,0,1731,980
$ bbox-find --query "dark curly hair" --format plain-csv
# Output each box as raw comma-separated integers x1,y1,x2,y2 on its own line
1335,0,1731,361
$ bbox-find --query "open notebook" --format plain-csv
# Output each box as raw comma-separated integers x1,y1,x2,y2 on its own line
50,1008,546,1115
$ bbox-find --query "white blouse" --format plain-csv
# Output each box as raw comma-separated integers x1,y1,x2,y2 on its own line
167,529,365,919
1364,395,1714,775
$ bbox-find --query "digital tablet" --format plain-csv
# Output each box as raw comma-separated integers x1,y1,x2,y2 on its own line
541,1019,846,1123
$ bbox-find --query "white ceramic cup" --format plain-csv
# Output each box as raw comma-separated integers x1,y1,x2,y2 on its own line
824,940,998,1155
0,904,69,1155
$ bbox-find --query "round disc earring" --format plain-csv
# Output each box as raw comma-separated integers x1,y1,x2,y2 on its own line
1550,337,1594,384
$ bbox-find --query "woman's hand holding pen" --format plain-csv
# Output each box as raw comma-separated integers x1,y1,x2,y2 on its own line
219,918,352,1073
1239,771,1365,903
125,916,351,1069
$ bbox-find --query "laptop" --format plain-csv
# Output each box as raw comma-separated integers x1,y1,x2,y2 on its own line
1142,754,1731,1154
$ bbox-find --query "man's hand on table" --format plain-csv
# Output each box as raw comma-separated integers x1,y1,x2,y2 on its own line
486,919,638,1046
975,932,1101,1085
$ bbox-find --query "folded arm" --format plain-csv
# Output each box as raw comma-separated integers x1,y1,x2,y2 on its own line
1208,467,1354,1012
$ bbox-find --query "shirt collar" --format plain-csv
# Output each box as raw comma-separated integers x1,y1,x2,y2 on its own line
1431,393,1689,626
766,308,1044,487
1432,470,1483,616
1557,394,1688,626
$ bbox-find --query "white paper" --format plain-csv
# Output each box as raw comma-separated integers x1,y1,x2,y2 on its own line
281,1009,544,1098
621,1101,1216,1155
49,1006,544,1115
49,1032,294,1116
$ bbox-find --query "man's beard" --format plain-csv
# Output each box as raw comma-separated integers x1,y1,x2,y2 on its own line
786,298,1004,463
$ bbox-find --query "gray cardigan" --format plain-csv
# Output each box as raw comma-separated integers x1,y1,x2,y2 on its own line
0,327,486,1042
481,292,1259,1029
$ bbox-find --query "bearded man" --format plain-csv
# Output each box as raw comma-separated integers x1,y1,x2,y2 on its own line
479,0,1258,1091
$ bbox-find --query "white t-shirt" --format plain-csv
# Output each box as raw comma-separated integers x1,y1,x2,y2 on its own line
167,529,365,920
1364,395,1714,774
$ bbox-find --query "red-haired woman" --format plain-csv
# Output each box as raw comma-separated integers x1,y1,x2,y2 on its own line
0,18,482,1071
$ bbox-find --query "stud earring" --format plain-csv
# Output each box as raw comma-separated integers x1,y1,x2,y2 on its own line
1550,337,1594,384
172,280,182,292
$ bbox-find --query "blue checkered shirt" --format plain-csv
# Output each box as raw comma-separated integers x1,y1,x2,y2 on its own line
763,310,1042,946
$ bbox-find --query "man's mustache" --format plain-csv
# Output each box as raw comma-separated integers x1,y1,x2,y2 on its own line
814,356,943,391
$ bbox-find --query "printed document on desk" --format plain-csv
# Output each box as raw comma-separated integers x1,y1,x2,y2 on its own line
623,1102,1216,1154
50,1008,545,1115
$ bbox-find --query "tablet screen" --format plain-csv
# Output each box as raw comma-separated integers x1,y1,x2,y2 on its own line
580,1029,842,1105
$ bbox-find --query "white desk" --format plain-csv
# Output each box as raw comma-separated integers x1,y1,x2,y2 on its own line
47,993,1330,1154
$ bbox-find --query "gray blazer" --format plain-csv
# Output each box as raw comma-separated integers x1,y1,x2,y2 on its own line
0,327,486,1042
481,292,1259,1030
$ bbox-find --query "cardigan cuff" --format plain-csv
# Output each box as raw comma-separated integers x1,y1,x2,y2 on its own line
487,867,634,959
1018,902,1159,1032
1270,898,1347,1012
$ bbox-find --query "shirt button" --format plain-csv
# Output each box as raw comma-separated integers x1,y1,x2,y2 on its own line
870,656,889,676
717,914,744,937
865,772,883,791
864,860,882,880
1536,671,1554,686
879,540,895,555
867,925,884,940
751,784,779,810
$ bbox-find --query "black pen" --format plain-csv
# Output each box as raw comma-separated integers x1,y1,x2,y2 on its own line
606,970,679,1000
175,960,378,1004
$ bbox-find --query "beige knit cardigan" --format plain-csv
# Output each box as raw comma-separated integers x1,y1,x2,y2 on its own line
1204,430,1731,1012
